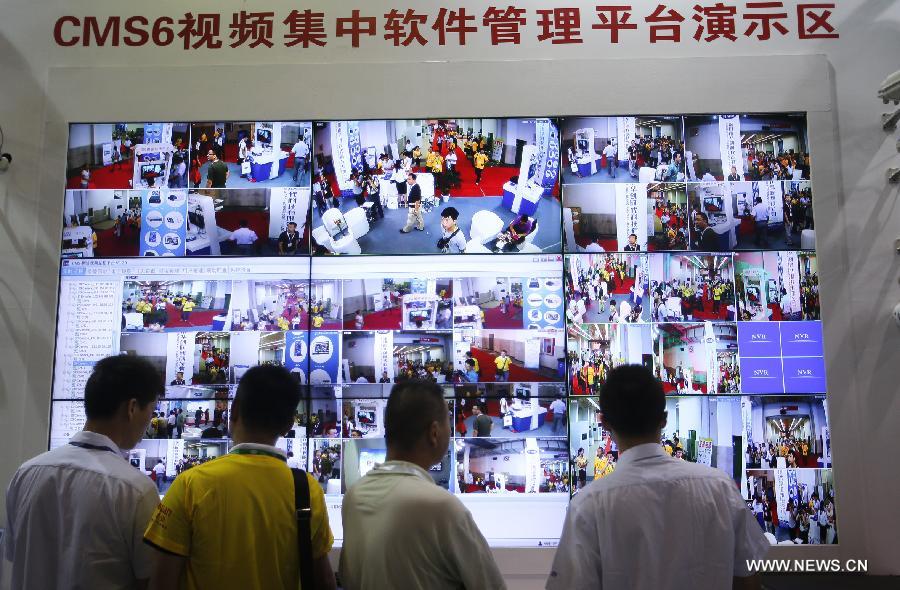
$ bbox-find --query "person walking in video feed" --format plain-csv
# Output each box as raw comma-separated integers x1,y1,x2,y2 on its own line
471,404,493,437
494,350,511,382
400,173,424,233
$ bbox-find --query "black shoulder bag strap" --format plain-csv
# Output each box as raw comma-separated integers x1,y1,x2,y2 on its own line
292,468,314,590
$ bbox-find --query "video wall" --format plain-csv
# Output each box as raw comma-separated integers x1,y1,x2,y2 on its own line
53,115,836,547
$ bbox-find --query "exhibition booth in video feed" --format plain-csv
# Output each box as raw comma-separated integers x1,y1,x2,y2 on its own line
50,113,835,547
310,118,561,256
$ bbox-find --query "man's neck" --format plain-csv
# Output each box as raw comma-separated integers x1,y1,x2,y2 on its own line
614,435,659,455
232,431,278,447
82,421,129,451
385,448,433,471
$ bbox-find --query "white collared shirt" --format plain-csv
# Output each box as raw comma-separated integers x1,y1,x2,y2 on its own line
3,431,160,590
339,460,506,590
231,226,258,245
548,443,770,590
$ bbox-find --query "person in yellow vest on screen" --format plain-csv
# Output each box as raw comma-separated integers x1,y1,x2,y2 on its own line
494,350,511,382
474,149,489,185
180,298,195,323
594,448,615,480
277,316,290,331
464,351,479,375
312,314,325,329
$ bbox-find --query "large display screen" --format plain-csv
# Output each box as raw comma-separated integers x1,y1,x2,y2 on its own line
53,116,835,547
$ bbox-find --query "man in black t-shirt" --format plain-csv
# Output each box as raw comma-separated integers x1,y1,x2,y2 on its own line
277,222,300,255
472,405,493,438
205,150,229,188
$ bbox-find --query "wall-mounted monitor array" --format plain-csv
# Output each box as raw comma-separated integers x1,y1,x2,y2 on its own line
53,115,835,547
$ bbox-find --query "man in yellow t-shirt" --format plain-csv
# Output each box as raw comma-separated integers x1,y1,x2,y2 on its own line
474,150,489,184
494,350,511,382
144,365,336,590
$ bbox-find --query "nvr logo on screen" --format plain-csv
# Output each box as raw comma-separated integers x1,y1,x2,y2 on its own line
753,369,770,376
751,334,770,341
797,369,814,376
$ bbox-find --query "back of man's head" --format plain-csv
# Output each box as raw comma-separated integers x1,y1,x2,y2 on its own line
233,365,301,437
599,365,665,439
384,380,446,451
84,355,163,420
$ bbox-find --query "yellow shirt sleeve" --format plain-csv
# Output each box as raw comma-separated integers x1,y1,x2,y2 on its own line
307,473,334,559
144,474,192,556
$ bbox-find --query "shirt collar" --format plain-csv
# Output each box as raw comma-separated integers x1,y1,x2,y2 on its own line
229,442,286,459
370,460,434,482
71,430,124,456
615,442,670,469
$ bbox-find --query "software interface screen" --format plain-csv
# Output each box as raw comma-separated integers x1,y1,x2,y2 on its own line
54,116,834,546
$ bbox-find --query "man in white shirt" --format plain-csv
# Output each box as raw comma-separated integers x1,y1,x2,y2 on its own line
153,459,167,491
229,219,258,255
339,381,506,590
751,196,770,248
602,141,618,178
445,149,458,172
549,395,567,435
547,365,769,590
292,138,310,183
3,355,163,590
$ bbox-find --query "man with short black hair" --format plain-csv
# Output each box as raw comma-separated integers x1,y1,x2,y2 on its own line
547,365,769,590
471,404,493,437
4,355,164,590
438,206,467,253
694,211,721,252
144,365,336,590
277,221,301,255
205,150,229,188
339,380,505,590
229,219,258,255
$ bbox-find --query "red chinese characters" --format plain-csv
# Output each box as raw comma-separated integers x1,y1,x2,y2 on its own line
384,9,429,47
592,5,638,43
336,9,377,48
797,3,838,39
432,7,478,45
536,8,583,44
692,3,739,42
743,1,789,40
178,13,222,50
283,9,327,48
228,11,274,48
645,5,685,43
483,6,527,45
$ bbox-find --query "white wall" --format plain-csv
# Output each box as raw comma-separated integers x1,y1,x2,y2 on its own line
120,333,166,356
685,120,721,161
561,184,616,214
1,0,900,581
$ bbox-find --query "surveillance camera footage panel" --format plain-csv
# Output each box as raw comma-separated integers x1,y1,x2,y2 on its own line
52,113,835,548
